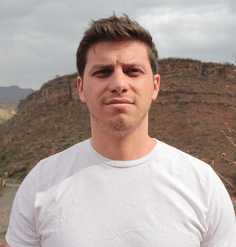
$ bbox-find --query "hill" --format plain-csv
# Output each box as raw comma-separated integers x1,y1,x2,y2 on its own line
0,58,236,198
0,86,34,105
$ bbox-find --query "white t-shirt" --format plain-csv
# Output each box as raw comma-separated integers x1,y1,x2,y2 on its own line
6,139,236,246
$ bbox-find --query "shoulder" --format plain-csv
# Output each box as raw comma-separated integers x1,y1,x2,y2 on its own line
153,140,219,190
19,139,92,193
155,140,213,172
155,142,236,246
36,139,89,173
38,139,88,167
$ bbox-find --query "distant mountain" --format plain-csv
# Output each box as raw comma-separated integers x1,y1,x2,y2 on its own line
0,86,34,104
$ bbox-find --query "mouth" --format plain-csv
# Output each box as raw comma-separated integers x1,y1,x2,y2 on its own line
105,99,133,105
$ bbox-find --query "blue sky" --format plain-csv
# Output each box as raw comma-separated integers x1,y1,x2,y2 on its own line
0,0,235,90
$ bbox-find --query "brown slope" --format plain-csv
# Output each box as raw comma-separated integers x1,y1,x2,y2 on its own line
0,58,235,197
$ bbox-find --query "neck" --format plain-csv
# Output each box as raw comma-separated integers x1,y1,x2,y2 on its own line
90,117,156,161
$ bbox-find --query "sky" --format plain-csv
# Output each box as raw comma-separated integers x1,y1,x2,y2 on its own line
0,0,236,90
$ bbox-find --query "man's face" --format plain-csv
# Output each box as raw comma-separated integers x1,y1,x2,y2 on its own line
77,40,160,136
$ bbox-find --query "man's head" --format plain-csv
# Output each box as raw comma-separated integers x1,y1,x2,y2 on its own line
76,14,158,79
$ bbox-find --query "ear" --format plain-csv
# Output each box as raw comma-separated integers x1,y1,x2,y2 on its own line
152,74,160,100
77,76,86,102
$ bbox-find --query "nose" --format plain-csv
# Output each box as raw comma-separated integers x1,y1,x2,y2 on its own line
108,69,129,94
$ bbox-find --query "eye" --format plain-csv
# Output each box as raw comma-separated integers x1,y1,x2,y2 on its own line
124,68,143,77
93,69,112,78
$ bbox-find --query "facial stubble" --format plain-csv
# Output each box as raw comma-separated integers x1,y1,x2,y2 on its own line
87,91,154,137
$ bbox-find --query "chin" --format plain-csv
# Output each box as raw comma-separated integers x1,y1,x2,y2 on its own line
104,118,144,137
91,112,148,136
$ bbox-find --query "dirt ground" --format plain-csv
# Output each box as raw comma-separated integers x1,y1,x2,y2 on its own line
0,183,19,246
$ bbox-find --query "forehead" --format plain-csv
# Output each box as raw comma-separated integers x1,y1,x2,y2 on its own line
85,40,150,67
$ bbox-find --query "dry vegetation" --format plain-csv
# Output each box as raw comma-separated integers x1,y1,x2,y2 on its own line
219,54,236,209
0,104,17,124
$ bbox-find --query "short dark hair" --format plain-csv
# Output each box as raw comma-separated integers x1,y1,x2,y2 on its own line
76,14,158,78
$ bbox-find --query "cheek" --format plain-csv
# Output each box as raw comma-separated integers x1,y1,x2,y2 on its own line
83,86,100,105
130,83,140,94
82,87,92,103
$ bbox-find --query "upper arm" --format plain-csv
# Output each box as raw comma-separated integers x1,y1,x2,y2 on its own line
5,169,41,246
201,171,236,246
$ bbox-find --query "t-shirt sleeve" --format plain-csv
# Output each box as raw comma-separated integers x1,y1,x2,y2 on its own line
5,167,41,247
201,170,236,246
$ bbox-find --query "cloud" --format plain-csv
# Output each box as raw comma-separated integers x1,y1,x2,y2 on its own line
0,0,235,90
138,3,236,62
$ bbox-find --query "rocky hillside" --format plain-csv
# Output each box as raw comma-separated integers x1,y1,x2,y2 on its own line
17,58,235,108
0,58,236,196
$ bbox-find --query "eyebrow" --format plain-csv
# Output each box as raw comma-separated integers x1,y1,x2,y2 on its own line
89,62,146,74
124,63,146,70
90,64,112,70
88,64,112,76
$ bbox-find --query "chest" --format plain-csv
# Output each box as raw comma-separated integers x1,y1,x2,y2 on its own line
34,173,207,247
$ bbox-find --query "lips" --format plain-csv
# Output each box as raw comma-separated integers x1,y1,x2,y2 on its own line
105,98,133,105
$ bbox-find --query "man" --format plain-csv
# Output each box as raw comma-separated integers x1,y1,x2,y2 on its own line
6,14,236,246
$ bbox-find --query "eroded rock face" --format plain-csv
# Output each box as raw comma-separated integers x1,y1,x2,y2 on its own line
158,58,235,79
39,73,79,106
19,73,79,108
18,59,236,109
